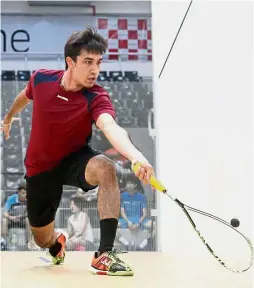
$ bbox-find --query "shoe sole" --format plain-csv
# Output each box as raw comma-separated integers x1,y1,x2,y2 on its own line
89,266,134,276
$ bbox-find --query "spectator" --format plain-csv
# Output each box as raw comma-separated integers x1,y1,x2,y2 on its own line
119,177,151,231
117,177,152,250
66,197,94,251
2,182,32,250
3,183,27,231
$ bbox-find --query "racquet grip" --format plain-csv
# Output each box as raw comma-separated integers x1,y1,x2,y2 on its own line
132,162,167,193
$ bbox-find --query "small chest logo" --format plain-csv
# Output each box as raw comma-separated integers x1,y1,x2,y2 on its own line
57,95,68,102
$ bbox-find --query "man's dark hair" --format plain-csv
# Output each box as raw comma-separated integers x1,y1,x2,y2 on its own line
64,26,108,70
18,181,26,191
125,174,137,184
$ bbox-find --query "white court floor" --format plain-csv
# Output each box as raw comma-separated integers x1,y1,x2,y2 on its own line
0,252,253,288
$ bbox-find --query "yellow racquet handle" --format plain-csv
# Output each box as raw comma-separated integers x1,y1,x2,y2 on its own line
132,162,167,193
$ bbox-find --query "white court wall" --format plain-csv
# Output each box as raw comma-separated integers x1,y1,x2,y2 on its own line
152,1,253,256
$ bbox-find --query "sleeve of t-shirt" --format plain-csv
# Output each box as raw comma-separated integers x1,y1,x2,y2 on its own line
90,91,115,123
25,71,37,100
4,196,13,212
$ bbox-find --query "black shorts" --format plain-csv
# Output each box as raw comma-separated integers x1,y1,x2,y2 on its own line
25,145,101,228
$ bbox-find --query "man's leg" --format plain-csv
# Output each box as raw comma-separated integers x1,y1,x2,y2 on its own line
85,154,120,254
84,155,133,275
30,222,56,248
26,168,67,264
60,146,133,275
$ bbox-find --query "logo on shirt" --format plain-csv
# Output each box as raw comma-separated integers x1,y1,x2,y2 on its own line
57,95,68,102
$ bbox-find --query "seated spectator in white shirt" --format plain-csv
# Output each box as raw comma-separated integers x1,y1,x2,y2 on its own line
66,197,94,251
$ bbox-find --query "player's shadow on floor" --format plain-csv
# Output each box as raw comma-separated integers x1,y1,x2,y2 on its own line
22,264,89,277
22,265,136,284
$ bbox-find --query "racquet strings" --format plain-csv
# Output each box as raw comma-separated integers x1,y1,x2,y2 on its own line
166,193,253,272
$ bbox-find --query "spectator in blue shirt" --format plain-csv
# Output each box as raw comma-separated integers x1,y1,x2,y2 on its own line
2,182,32,250
3,183,27,225
119,177,151,231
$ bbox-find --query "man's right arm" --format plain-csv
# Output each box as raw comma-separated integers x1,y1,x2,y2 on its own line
3,210,15,221
1,81,33,140
120,207,129,223
121,207,133,228
3,199,16,221
2,87,31,125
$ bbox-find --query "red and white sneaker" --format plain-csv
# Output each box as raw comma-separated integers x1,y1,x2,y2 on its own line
90,249,134,276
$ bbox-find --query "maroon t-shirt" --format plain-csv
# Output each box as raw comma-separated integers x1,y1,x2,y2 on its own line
24,69,115,177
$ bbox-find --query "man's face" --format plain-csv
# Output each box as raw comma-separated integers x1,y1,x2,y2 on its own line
18,189,26,202
126,182,136,194
67,49,102,88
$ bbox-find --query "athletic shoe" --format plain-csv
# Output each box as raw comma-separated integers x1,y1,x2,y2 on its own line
50,232,67,265
90,248,134,276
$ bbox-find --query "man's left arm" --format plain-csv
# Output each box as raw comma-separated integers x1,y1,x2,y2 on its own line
96,113,154,184
91,92,155,184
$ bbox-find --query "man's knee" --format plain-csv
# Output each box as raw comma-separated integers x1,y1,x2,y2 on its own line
86,154,117,185
95,155,116,173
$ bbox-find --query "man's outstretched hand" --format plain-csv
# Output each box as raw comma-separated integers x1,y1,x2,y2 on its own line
0,117,20,140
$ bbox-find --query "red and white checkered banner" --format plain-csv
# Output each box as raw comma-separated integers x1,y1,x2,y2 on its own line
97,17,152,61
